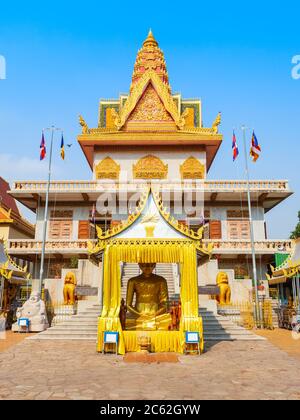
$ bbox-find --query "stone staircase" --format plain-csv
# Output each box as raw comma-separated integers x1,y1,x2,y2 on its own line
29,304,264,342
121,263,177,300
200,308,265,341
28,303,101,341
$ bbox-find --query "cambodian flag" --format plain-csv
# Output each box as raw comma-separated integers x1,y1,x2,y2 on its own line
40,133,46,161
250,131,261,162
232,130,239,162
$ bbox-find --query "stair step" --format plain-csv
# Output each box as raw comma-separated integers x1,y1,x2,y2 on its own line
50,326,97,331
28,335,97,341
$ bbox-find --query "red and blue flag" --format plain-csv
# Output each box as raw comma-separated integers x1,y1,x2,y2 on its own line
232,130,239,161
40,133,46,161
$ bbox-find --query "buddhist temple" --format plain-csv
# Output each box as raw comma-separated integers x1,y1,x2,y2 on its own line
5,31,294,348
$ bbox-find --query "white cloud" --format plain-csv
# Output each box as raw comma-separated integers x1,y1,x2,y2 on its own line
0,153,63,183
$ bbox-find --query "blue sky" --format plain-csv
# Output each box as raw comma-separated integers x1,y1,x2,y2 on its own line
0,0,299,238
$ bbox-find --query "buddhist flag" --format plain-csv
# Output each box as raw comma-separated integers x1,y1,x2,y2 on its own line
250,131,261,162
60,134,65,160
40,133,46,161
232,130,239,161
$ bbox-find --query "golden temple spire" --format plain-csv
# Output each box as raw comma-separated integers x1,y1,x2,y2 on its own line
143,29,158,47
131,30,170,92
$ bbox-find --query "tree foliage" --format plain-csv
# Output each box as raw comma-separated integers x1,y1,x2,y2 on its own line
290,211,300,239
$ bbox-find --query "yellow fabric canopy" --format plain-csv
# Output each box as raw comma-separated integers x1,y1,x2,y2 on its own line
97,240,204,354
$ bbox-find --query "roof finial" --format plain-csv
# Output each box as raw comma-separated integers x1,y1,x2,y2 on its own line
143,28,158,46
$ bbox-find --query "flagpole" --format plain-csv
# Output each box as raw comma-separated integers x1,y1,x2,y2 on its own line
241,125,261,327
38,125,62,294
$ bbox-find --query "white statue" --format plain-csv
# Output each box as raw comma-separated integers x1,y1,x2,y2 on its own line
12,291,49,332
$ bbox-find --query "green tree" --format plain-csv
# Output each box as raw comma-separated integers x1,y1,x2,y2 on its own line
290,211,300,239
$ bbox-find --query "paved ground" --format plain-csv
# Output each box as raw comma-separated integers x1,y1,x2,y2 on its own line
0,338,300,400
255,328,300,361
0,331,32,353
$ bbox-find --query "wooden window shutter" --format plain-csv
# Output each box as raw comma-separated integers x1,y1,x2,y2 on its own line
227,220,250,240
227,220,239,240
209,220,222,239
49,211,73,240
239,220,250,239
49,220,61,239
78,221,90,239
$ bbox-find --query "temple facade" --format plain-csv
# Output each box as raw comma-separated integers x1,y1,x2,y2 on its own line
7,31,293,310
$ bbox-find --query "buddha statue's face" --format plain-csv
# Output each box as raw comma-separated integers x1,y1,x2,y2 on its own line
29,292,40,303
139,263,156,277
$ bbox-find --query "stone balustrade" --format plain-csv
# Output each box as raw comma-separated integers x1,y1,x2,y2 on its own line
7,239,292,255
206,239,293,254
8,239,97,253
11,179,290,193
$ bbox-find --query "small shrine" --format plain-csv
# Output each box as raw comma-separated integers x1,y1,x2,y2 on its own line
0,239,31,328
88,188,213,354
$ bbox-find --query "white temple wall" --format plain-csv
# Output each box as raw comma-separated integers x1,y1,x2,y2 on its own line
35,206,90,240
209,206,265,240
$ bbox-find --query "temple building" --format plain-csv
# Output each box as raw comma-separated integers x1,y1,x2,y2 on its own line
0,177,33,325
6,31,293,336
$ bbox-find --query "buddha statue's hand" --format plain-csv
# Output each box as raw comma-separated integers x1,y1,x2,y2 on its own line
127,305,142,317
155,306,167,316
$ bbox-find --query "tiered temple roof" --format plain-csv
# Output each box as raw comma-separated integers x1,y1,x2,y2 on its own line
77,31,223,170
131,30,170,92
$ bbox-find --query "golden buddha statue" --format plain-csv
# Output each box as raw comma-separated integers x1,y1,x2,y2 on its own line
125,263,171,331
63,272,77,305
216,271,231,305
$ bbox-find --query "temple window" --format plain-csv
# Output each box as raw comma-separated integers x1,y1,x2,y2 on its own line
227,210,250,240
49,210,73,240
78,220,95,239
209,220,222,239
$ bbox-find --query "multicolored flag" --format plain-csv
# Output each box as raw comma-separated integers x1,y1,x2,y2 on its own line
40,133,46,161
250,131,261,162
232,130,239,161
60,134,65,160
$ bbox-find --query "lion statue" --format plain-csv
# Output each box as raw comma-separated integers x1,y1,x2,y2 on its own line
216,272,231,305
63,272,77,305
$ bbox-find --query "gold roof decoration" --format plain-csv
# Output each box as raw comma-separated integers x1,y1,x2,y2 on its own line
89,188,150,243
133,155,168,179
266,238,300,284
127,84,174,124
95,156,120,180
212,112,221,134
112,70,186,131
131,29,169,92
79,115,90,134
180,156,205,180
151,190,208,244
0,206,13,224
87,188,213,257
0,238,31,281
